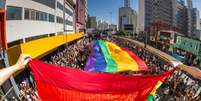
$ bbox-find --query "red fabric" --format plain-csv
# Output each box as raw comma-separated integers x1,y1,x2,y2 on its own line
122,48,148,70
29,60,175,101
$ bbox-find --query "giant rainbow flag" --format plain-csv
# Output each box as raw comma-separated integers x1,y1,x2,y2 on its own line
85,40,148,73
29,60,175,101
28,40,176,101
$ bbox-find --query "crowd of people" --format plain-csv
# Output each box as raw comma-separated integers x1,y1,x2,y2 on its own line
156,70,201,101
2,79,40,101
42,38,90,69
18,80,39,101
111,36,201,101
132,34,201,69
110,37,171,73
5,34,200,101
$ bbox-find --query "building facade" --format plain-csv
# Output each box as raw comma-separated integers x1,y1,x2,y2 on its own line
176,0,188,35
194,30,201,40
138,0,145,32
119,0,137,34
88,16,97,29
192,8,200,31
187,0,193,36
109,24,117,31
124,0,130,8
75,0,87,32
139,0,200,36
143,0,175,31
200,19,201,30
0,0,87,99
6,0,76,45
97,20,109,31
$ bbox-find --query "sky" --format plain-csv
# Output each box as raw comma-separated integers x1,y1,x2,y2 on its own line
88,0,201,25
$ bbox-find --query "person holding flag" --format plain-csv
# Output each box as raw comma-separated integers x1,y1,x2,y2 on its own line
0,54,31,85
0,54,201,85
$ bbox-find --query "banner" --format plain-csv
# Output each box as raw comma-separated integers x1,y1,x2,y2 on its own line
174,36,200,56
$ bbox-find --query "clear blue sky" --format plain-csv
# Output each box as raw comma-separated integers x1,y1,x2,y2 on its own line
88,0,201,25
88,0,138,25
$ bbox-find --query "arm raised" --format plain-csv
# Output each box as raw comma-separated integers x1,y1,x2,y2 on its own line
0,54,31,85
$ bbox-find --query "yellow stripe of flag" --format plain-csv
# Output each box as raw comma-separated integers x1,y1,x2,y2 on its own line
105,41,139,72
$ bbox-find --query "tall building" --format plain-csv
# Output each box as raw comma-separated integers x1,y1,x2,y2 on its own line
139,0,201,36
124,0,130,7
187,0,193,36
143,0,175,31
109,24,117,31
195,30,201,40
88,16,97,29
186,0,201,36
200,19,201,30
75,0,87,32
176,0,188,34
97,20,109,30
192,8,200,30
119,0,137,33
187,0,193,8
85,0,88,24
138,0,145,32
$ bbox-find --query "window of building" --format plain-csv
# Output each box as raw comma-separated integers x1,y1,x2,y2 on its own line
38,11,48,21
56,16,63,24
65,20,73,26
65,8,73,16
36,11,40,20
24,8,30,20
30,10,36,20
24,8,52,22
39,12,43,21
6,6,22,20
44,13,48,21
32,0,56,9
49,14,55,22
57,2,63,11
